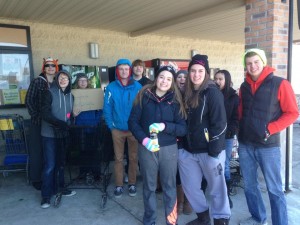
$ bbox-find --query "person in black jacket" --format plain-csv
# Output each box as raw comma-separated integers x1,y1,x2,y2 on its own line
132,59,152,86
40,71,76,209
25,57,58,190
238,49,298,225
129,66,187,225
178,54,230,225
214,69,239,209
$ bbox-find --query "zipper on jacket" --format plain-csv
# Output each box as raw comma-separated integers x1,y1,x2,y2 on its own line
200,95,206,124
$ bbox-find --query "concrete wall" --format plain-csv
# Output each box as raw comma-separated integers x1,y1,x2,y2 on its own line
0,18,245,117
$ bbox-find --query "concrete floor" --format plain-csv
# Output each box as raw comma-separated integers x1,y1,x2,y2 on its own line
1,125,300,225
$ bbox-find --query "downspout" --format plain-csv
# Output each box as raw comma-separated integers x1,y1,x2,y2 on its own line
285,0,293,193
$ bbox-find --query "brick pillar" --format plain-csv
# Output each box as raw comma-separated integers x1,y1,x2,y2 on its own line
245,0,289,78
245,0,292,188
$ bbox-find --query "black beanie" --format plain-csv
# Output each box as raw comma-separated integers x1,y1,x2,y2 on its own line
188,54,210,74
155,66,176,78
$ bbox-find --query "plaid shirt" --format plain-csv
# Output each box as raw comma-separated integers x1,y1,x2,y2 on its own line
25,73,50,125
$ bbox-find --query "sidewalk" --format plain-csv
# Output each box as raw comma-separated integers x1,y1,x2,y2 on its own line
1,125,300,225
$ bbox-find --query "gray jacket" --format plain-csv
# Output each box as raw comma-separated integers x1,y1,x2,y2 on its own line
41,71,73,138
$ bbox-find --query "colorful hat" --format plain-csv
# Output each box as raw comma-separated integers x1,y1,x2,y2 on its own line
42,57,59,72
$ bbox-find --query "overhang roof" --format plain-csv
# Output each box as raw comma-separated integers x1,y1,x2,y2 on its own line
0,0,299,43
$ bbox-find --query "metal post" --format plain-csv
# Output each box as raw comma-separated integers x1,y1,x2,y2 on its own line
285,0,293,193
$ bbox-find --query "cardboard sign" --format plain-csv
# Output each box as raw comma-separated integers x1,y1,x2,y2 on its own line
72,88,104,112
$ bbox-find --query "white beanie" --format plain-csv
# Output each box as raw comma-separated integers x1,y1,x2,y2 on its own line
243,48,267,68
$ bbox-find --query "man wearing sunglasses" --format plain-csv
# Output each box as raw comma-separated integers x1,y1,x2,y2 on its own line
25,57,59,190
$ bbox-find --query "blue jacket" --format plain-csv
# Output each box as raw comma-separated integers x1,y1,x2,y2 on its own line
103,59,142,131
128,88,187,147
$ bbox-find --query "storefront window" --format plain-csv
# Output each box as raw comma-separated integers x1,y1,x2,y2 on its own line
0,24,33,108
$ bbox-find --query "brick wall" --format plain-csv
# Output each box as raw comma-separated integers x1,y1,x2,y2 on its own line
245,0,289,78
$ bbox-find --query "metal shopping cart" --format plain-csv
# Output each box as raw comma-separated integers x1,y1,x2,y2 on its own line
0,114,29,179
66,122,113,208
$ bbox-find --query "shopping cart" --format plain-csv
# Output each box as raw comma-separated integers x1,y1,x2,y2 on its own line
0,114,28,178
66,122,113,208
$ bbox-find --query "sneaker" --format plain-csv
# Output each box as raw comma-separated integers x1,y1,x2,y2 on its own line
128,184,137,197
114,186,124,198
239,217,268,225
41,198,50,209
124,173,128,183
62,189,76,197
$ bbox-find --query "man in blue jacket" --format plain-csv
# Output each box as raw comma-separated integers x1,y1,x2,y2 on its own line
103,59,142,198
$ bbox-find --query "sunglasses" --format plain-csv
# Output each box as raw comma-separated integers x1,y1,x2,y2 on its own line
44,64,56,68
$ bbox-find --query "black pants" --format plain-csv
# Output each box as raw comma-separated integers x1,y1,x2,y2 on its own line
28,123,43,182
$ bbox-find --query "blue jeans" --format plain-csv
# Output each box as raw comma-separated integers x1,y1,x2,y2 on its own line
238,143,288,225
225,139,233,181
41,137,66,198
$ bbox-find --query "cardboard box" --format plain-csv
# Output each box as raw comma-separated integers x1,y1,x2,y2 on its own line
72,88,104,112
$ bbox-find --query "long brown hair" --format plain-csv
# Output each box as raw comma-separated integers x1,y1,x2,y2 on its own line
184,70,210,109
134,73,187,119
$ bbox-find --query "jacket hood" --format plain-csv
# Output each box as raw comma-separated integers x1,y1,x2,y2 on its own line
205,79,218,91
144,88,175,104
55,70,72,94
245,66,275,94
116,58,132,67
115,58,133,86
38,72,48,82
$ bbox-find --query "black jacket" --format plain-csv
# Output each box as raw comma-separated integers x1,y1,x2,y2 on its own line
183,83,227,157
25,73,52,125
223,87,239,139
129,88,187,147
137,75,152,86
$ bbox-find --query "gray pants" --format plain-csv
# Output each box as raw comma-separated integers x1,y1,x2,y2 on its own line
139,143,178,225
178,149,231,219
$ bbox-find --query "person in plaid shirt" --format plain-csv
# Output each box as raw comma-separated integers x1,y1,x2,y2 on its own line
25,57,58,190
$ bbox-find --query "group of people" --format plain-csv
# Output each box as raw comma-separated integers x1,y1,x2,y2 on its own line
25,48,299,225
